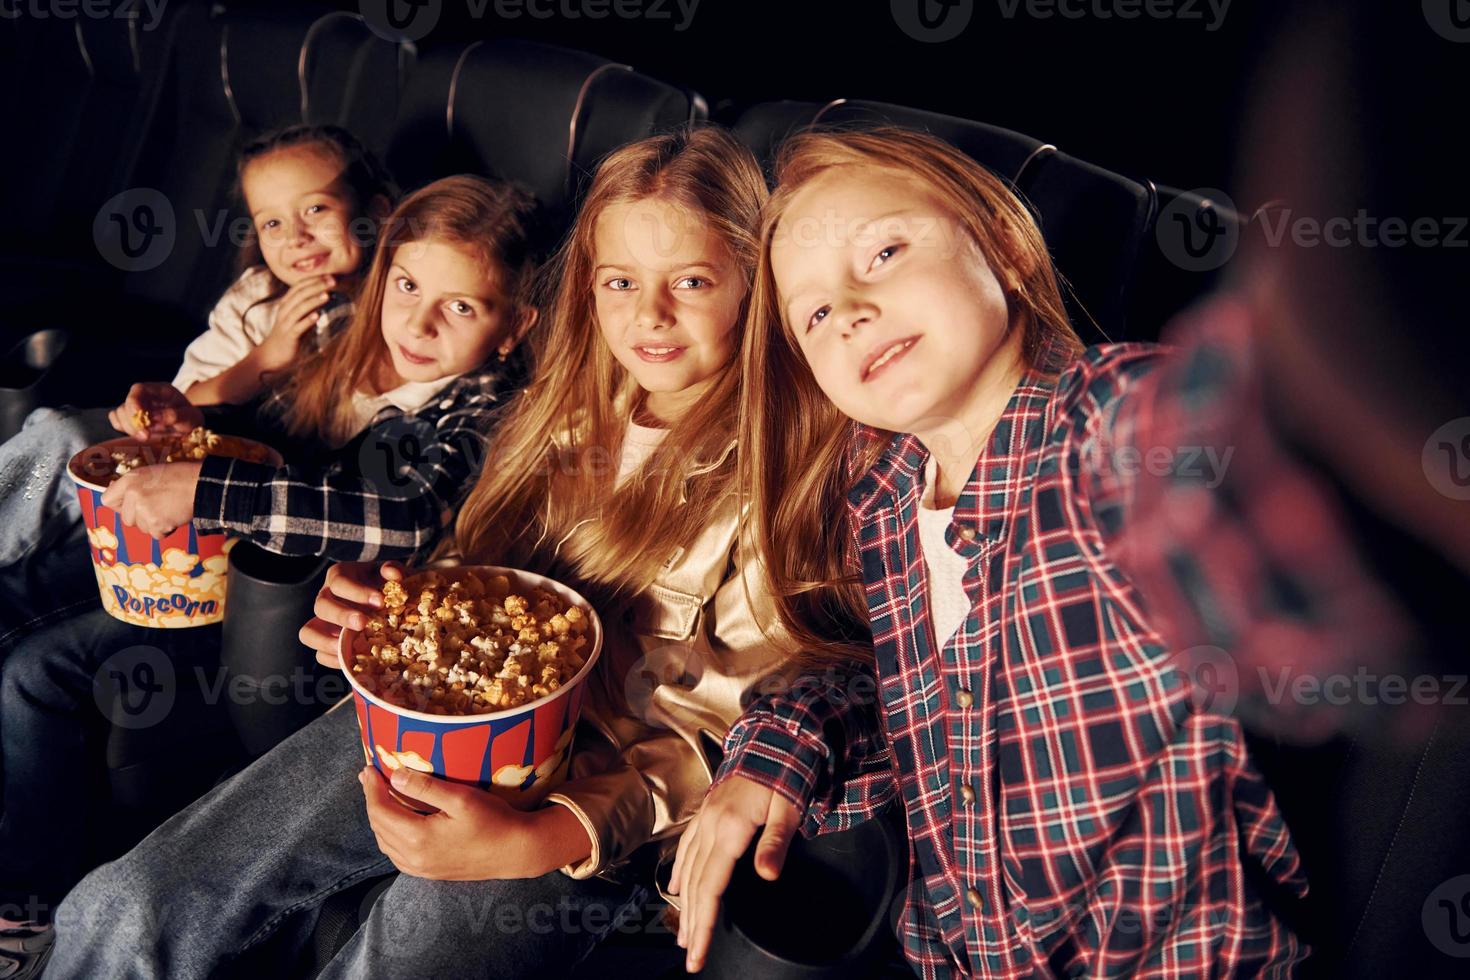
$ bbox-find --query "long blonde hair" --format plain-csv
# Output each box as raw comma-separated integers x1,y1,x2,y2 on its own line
740,127,1084,663
278,175,537,446
452,127,767,607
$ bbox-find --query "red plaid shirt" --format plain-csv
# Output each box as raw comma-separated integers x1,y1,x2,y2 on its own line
717,337,1308,978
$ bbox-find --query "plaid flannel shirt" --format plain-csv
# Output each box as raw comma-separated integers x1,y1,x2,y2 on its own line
717,339,1308,978
192,365,519,562
1099,296,1416,742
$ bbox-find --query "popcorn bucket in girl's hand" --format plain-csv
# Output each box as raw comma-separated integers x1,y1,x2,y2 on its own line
337,565,603,812
67,434,281,628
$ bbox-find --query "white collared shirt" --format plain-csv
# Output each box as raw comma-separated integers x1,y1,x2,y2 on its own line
347,374,464,437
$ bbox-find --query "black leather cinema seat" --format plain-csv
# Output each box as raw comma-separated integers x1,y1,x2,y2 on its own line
385,38,702,236
4,6,415,405
1126,184,1245,340
814,98,1051,185
119,4,341,325
299,11,409,159
730,99,823,177
568,60,707,208
1013,149,1155,344
0,5,185,326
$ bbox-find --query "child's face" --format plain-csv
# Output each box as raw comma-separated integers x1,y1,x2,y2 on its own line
242,145,365,286
380,239,513,383
592,197,745,420
771,169,1017,436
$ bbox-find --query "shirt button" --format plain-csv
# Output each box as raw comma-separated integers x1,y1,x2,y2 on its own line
955,688,974,708
960,783,976,805
966,888,983,909
958,525,978,542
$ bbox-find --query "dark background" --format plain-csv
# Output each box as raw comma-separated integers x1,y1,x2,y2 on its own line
314,0,1286,198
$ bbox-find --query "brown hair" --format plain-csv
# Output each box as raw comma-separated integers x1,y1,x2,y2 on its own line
740,127,1083,663
452,127,767,607
234,123,397,292
278,174,537,446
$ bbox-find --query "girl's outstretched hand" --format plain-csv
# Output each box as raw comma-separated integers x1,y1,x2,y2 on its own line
100,461,202,538
299,561,406,668
109,383,204,441
669,774,802,974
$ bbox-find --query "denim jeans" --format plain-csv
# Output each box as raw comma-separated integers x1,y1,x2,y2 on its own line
0,406,113,567
0,605,226,917
44,701,647,979
0,406,115,660
0,520,99,658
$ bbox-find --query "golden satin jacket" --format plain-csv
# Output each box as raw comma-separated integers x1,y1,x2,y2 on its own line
540,434,800,880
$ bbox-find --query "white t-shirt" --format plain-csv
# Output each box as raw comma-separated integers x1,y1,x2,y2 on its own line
171,266,352,394
617,419,668,484
171,267,283,393
918,454,974,651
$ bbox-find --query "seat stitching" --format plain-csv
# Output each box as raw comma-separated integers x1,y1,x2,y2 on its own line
1344,721,1441,955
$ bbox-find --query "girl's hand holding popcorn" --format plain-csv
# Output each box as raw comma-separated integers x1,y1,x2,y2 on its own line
299,560,406,668
100,461,203,539
359,764,592,880
109,382,205,441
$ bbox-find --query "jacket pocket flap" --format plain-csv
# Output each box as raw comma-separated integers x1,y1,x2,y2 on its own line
631,583,704,640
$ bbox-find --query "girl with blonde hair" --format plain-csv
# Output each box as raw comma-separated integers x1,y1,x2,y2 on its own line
49,127,802,980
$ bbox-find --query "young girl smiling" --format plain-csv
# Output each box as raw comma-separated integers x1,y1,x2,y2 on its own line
47,128,805,980
0,174,537,955
673,129,1307,978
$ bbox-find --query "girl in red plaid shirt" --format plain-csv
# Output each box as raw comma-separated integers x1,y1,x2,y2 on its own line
672,128,1308,978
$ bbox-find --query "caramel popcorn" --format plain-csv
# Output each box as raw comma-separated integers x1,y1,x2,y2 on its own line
348,569,591,716
106,427,272,482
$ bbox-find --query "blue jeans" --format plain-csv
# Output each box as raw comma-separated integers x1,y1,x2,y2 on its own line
0,406,112,567
0,407,114,659
44,701,648,979
0,606,225,918
0,520,99,658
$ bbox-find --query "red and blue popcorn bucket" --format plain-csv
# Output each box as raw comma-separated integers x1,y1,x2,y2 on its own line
68,436,281,628
337,566,604,811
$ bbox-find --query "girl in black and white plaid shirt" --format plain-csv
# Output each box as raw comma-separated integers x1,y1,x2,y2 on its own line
0,176,543,957
100,174,542,564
